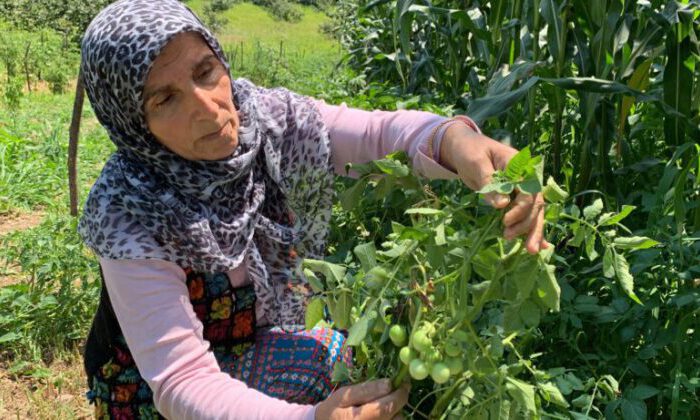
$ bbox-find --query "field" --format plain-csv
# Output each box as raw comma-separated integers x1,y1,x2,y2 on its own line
0,0,699,418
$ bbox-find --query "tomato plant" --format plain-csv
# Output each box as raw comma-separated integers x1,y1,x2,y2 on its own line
305,150,658,418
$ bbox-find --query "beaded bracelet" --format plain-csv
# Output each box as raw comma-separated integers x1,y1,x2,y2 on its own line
426,116,476,162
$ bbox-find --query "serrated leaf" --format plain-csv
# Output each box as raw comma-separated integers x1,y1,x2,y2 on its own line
305,298,325,330
505,147,532,180
506,377,537,414
598,205,636,226
613,236,660,250
613,252,642,304
346,310,378,346
353,242,377,272
583,198,604,220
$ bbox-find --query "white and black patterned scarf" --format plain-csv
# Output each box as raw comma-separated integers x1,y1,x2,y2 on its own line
78,0,334,326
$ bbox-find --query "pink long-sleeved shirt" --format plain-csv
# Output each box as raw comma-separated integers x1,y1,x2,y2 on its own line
98,102,478,419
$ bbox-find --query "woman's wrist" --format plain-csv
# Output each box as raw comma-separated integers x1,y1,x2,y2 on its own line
438,120,480,173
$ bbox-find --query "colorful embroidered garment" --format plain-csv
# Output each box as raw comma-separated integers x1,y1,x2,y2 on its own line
86,268,350,419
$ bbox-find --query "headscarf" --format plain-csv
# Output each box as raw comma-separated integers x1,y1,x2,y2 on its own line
78,0,334,326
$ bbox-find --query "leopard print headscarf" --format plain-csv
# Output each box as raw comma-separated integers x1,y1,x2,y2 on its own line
78,0,334,327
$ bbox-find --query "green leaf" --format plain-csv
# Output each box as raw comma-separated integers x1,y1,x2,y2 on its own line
0,332,21,344
404,207,444,216
339,177,368,211
621,398,647,420
466,76,540,124
542,176,569,203
374,158,410,177
598,205,636,226
613,236,660,250
517,177,542,195
628,384,659,400
537,381,569,408
505,147,532,180
332,291,353,330
583,198,604,220
603,248,615,278
331,360,351,383
478,180,515,195
353,242,377,272
346,310,378,346
537,263,561,311
303,268,325,293
305,298,325,330
585,233,598,261
434,222,446,246
613,252,642,304
303,259,347,287
520,300,541,327
505,377,537,414
663,16,695,146
542,77,644,95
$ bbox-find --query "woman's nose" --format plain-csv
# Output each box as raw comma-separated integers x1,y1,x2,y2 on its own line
191,86,219,120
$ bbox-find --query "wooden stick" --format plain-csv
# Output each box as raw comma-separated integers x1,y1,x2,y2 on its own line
68,66,85,217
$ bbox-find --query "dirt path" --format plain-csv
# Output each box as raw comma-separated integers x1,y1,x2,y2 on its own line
0,211,44,237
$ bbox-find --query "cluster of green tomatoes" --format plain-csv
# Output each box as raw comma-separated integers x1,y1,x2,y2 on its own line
389,322,467,385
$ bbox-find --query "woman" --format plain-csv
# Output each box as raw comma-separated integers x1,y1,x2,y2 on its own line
79,1,547,419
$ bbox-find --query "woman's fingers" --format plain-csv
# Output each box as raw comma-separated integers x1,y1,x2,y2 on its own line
503,192,546,251
352,383,410,419
335,379,393,408
524,200,546,254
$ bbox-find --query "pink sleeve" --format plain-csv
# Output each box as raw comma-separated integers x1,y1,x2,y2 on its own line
99,257,316,420
314,100,479,180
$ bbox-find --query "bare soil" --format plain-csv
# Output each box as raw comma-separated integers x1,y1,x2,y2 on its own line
0,351,91,420
0,212,44,237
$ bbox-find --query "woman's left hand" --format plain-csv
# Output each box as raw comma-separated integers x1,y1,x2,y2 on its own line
439,122,549,255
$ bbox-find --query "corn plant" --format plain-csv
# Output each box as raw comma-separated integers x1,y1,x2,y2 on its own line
334,0,700,202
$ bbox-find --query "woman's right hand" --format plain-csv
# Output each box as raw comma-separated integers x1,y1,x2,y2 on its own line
315,379,410,419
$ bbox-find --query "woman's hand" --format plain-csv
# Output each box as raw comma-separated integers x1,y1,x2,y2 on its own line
439,122,549,255
315,379,409,420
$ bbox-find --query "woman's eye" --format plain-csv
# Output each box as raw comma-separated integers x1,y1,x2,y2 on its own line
152,94,173,110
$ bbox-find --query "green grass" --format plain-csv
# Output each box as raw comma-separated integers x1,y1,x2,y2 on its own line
187,1,338,52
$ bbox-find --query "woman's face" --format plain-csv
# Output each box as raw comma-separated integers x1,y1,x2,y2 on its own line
143,32,239,161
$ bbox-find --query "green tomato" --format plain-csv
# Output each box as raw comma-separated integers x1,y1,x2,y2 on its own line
411,330,432,353
389,325,407,347
445,357,463,376
444,340,461,357
430,362,451,384
399,346,416,365
423,348,442,363
409,359,429,380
